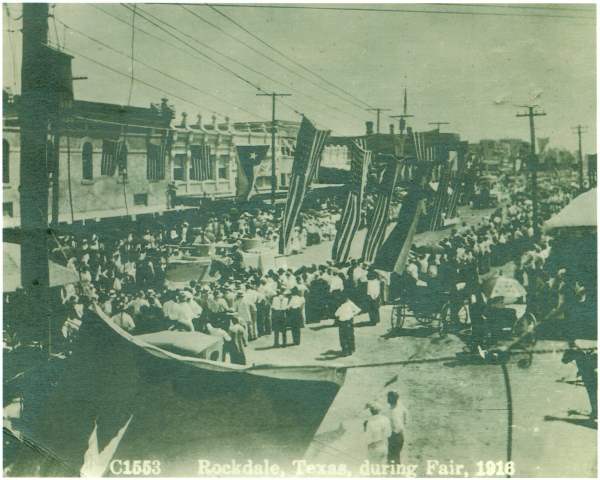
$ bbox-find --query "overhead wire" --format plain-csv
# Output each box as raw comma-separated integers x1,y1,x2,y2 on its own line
125,4,334,122
87,5,265,120
121,4,362,123
207,4,595,21
181,4,371,113
208,5,374,110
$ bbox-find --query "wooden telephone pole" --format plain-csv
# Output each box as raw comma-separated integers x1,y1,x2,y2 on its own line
516,105,546,238
428,121,450,132
390,88,414,135
257,92,291,205
572,124,588,191
20,3,51,290
367,107,391,134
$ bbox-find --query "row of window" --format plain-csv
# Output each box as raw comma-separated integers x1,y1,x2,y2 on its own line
2,139,233,183
172,153,230,181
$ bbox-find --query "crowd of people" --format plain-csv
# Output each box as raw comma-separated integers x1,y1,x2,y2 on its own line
41,170,589,366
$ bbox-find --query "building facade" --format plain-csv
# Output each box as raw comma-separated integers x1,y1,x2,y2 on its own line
2,90,308,228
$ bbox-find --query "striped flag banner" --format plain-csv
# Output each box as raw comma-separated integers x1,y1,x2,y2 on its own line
361,154,399,263
101,140,118,176
429,149,452,231
372,131,434,273
331,140,371,264
279,116,330,254
445,150,465,219
190,144,212,181
146,130,172,181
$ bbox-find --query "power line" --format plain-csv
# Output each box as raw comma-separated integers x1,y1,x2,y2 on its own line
125,4,362,123
208,3,595,21
180,4,370,112
87,5,264,119
207,5,374,110
60,44,229,116
126,4,136,106
126,4,360,124
120,4,266,93
55,19,260,119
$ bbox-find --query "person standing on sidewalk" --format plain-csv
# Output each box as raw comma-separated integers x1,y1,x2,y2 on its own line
387,390,407,464
335,293,361,356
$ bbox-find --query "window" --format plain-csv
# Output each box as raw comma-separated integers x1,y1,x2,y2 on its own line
280,173,287,187
3,139,9,183
256,176,272,188
217,155,229,179
3,202,13,217
82,142,93,180
173,154,186,181
134,193,148,206
210,154,217,180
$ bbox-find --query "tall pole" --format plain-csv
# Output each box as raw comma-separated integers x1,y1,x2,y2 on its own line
367,107,391,134
516,106,546,238
257,92,291,205
20,3,50,289
572,124,587,191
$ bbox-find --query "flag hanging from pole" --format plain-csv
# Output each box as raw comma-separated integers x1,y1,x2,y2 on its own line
331,140,371,264
279,116,330,254
361,154,399,263
190,144,212,181
372,131,433,273
235,145,270,200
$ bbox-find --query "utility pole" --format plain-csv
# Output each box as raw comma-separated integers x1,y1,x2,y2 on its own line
20,4,51,290
367,107,391,134
572,124,588,191
428,121,450,132
516,105,546,238
257,92,291,205
390,87,414,135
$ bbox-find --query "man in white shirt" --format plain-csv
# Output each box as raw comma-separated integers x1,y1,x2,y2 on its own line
387,390,407,464
335,294,361,356
364,402,392,464
366,271,381,325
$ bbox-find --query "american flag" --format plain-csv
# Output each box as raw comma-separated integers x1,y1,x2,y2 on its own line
279,116,330,254
101,140,120,176
361,153,399,263
372,131,434,273
429,147,452,231
331,140,371,264
146,131,172,181
190,144,212,181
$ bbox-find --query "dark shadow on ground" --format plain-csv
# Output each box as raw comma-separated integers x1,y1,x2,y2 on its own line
308,322,337,331
381,326,438,339
544,415,597,430
315,349,347,361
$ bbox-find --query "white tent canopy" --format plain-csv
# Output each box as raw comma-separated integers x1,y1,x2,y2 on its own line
3,243,80,293
544,188,597,232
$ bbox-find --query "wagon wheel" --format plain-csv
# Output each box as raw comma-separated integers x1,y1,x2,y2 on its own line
512,312,538,347
391,304,406,332
414,307,435,326
438,302,451,337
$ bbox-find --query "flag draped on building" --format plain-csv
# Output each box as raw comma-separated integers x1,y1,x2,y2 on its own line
429,148,452,231
190,144,212,181
445,150,466,220
361,154,400,263
146,131,172,181
235,144,270,200
331,140,371,263
372,131,433,273
101,139,125,177
279,116,330,254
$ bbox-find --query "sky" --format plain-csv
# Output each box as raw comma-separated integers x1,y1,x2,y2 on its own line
2,3,596,152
